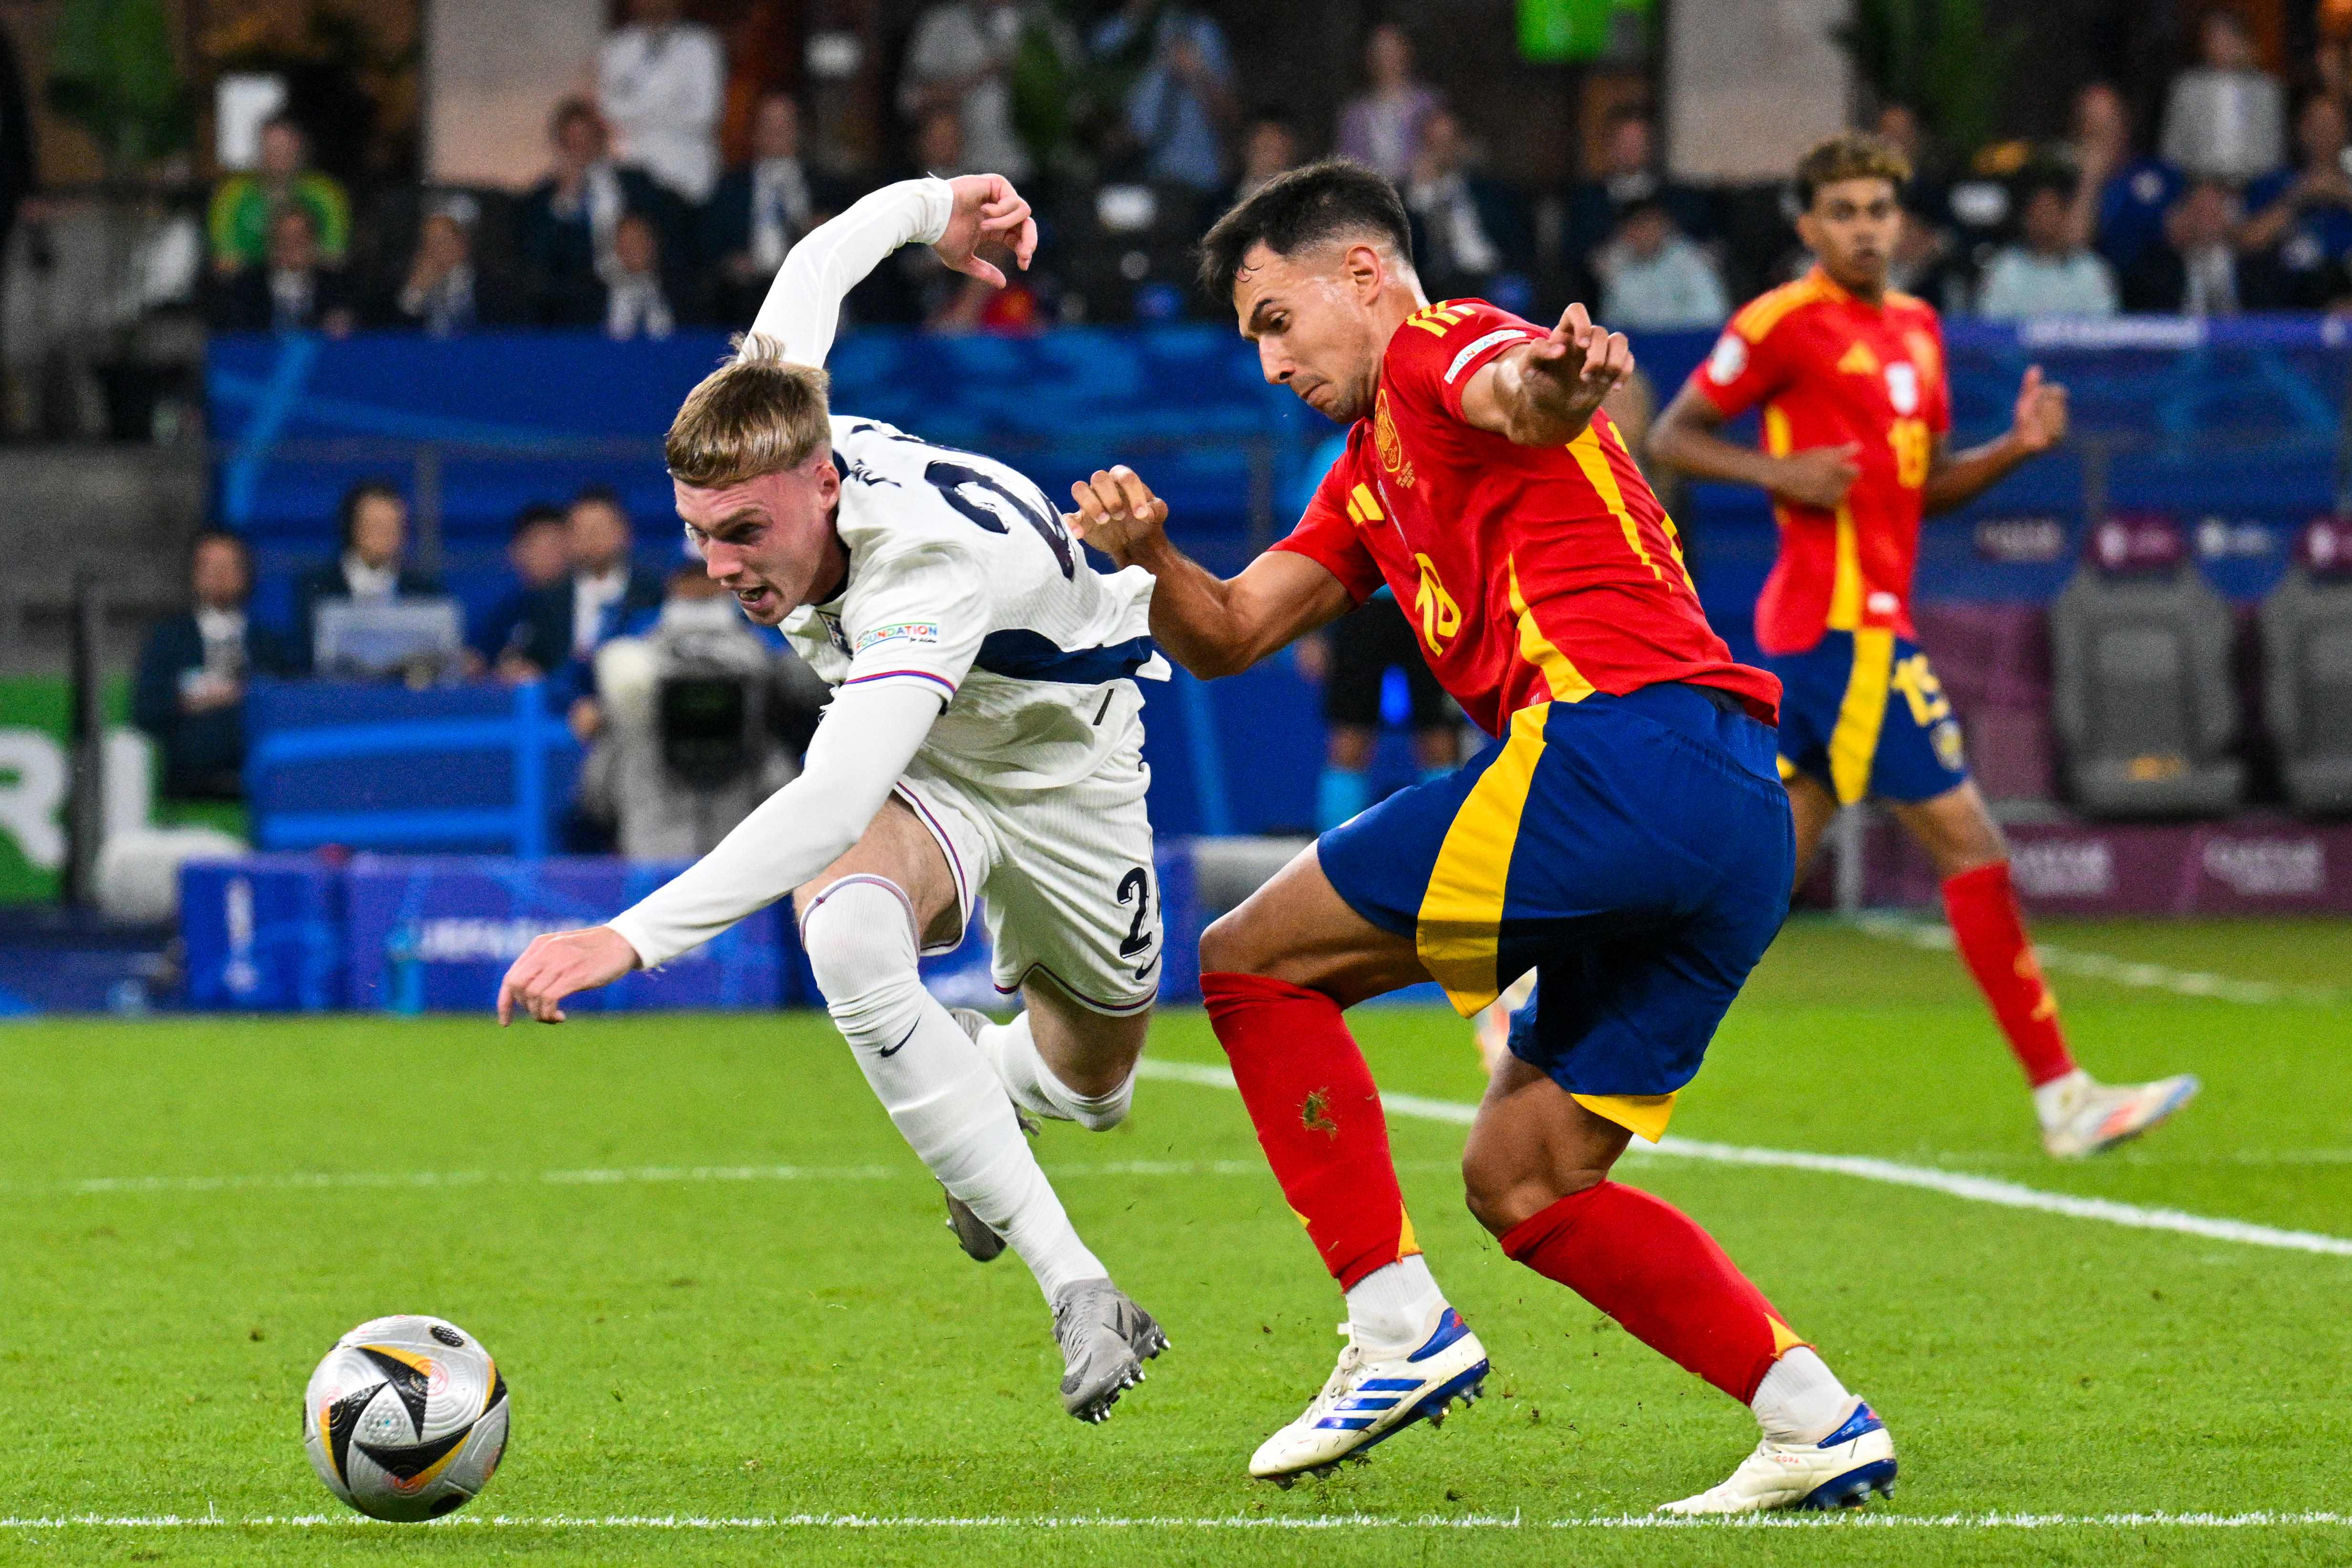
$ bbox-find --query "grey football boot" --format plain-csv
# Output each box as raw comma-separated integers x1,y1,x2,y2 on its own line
1052,1277,1169,1422
940,1007,1039,1263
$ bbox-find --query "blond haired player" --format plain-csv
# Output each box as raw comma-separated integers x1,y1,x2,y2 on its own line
497,174,1171,1421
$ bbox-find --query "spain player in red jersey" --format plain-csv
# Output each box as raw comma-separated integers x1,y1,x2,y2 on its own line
1650,133,2198,1160
1067,164,1894,1513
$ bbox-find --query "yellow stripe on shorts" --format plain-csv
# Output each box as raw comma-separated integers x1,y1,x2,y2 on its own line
1571,1091,1679,1143
1827,628,1896,806
1416,703,1549,1017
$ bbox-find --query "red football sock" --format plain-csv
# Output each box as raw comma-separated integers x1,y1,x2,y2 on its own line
1501,1182,1798,1404
1201,970,1415,1290
1942,861,2077,1088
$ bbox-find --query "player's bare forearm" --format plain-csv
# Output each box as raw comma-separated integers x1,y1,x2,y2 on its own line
1922,433,2033,515
1648,387,1788,489
1067,467,1352,679
1461,304,1632,447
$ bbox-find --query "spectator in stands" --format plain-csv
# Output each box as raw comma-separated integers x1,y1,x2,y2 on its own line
1873,101,1951,220
383,200,526,336
1975,169,2119,319
1592,197,1728,330
599,0,725,204
513,488,664,684
2161,7,2286,183
1230,112,1301,205
1405,108,1521,301
1888,202,1967,314
2123,178,2250,314
474,504,572,678
294,482,443,670
1565,107,1707,263
210,205,356,336
703,91,850,324
900,0,1036,181
2069,81,2184,275
207,116,348,275
519,99,670,328
1336,23,1437,186
2238,92,2352,308
1090,1,1236,193
133,531,293,800
601,212,680,340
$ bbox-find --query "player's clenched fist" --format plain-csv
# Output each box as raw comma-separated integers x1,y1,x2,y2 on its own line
497,925,640,1025
1065,466,1171,569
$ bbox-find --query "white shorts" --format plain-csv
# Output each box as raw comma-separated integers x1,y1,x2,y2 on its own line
892,743,1162,1017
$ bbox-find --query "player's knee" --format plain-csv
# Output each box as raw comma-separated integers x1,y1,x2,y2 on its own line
801,878,920,1011
1197,908,1255,976
1459,1142,1604,1237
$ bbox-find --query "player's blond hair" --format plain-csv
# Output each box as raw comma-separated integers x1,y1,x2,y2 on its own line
1793,132,1913,209
664,334,832,489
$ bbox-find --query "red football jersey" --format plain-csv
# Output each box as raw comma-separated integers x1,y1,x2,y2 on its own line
1686,267,1952,654
1273,298,1779,738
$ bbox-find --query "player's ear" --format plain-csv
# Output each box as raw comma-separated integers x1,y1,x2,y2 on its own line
1344,242,1386,300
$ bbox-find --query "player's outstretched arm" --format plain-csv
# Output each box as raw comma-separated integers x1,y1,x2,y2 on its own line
1649,382,1862,511
1921,365,2068,515
745,174,1036,368
494,680,946,1024
1459,302,1632,447
1067,466,1352,679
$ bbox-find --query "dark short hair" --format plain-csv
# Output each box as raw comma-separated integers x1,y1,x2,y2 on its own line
1199,159,1413,300
570,484,628,524
2015,164,2078,206
510,502,565,540
1794,131,1913,208
549,96,601,140
337,480,405,548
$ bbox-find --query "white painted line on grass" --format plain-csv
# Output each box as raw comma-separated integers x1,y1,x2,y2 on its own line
1848,914,2343,1006
2,1511,2346,1531
1136,1060,2352,1259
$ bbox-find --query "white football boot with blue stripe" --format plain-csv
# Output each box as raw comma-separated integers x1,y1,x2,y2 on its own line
1657,1399,1897,1515
1247,1305,1489,1483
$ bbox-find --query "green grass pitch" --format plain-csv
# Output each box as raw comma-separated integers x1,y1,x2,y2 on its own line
3,917,2348,1566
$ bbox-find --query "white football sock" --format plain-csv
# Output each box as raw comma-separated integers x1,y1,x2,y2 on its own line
803,877,1107,1301
975,1012,1135,1132
1344,1254,1446,1348
2034,1068,2091,1128
1750,1347,1854,1444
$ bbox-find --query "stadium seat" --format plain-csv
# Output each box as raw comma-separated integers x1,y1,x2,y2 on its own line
2050,517,2245,818
2260,519,2352,815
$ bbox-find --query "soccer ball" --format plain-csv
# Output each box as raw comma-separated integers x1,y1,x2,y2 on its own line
302,1315,509,1521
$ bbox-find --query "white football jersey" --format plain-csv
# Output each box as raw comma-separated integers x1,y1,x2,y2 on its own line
780,414,1168,791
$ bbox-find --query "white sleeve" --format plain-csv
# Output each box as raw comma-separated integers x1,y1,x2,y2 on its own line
835,539,989,705
605,680,942,967
746,178,954,368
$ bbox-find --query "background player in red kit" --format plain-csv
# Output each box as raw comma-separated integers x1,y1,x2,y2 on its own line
1650,133,2198,1160
1067,163,1894,1514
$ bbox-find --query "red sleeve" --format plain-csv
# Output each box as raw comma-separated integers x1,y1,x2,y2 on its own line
1685,314,1793,422
1269,447,1385,605
1380,300,1546,425
1924,313,1953,436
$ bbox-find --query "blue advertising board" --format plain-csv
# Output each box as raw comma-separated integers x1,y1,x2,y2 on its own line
181,854,348,1011
343,856,782,1013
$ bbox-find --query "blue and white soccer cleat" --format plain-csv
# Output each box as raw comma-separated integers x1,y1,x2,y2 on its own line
1247,1306,1489,1483
2041,1072,2200,1160
1656,1399,1897,1515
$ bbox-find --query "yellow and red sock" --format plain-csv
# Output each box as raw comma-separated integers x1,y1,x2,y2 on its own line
1201,970,1415,1290
1941,861,2077,1088
1500,1181,1800,1404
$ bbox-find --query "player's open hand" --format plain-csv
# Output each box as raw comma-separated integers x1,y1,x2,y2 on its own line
2010,364,2069,454
497,925,640,1026
1771,443,1863,509
1065,466,1171,569
1526,302,1634,428
935,175,1037,289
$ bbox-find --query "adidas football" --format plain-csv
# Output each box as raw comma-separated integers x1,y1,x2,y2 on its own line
302,1315,509,1521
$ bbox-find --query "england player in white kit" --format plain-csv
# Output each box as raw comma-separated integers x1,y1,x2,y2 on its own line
498,173,1170,1421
